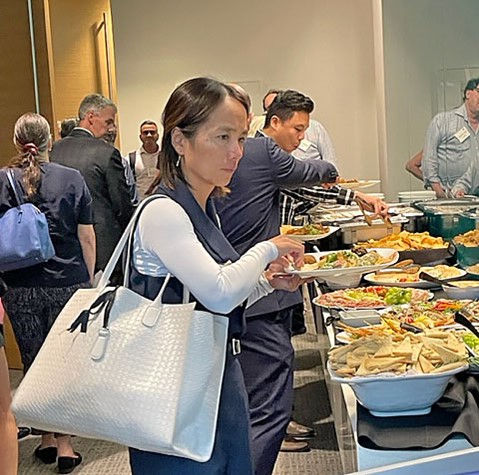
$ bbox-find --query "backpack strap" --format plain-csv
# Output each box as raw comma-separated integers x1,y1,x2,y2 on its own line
6,170,24,206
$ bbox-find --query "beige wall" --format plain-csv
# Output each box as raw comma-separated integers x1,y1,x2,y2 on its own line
0,1,37,166
48,0,117,138
110,0,380,181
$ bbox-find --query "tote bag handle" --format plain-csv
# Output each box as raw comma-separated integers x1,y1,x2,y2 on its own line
97,195,164,291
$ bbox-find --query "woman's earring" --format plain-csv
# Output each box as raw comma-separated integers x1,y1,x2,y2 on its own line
176,155,183,167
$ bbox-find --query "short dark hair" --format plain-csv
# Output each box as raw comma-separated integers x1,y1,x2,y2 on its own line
463,78,479,101
160,77,249,193
60,117,79,138
139,120,158,130
264,90,314,127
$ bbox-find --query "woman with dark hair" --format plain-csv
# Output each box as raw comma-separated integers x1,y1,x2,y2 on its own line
127,77,305,474
0,113,96,474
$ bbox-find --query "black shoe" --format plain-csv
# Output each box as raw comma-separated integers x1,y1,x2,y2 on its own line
57,451,82,474
34,445,58,464
17,427,31,440
291,325,307,336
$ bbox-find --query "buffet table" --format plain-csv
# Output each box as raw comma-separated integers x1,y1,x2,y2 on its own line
311,285,478,474
298,198,479,473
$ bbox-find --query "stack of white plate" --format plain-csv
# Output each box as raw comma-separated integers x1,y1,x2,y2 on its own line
397,190,436,203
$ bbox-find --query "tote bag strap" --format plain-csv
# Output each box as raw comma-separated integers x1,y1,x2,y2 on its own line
121,195,187,306
123,195,190,307
6,169,24,206
97,195,164,291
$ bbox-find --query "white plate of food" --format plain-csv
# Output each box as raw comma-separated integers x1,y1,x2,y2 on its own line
337,179,381,190
289,248,399,278
363,265,466,289
466,263,479,276
313,286,433,310
280,224,340,242
377,300,477,329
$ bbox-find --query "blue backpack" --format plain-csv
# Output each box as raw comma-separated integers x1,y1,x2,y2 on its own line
0,170,55,272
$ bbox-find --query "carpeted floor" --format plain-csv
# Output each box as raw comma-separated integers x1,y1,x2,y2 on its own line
11,299,343,475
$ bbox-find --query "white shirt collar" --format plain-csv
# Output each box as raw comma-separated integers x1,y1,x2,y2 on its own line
73,127,95,137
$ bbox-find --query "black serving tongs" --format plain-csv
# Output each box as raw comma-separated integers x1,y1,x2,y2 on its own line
454,311,479,340
418,271,455,287
399,322,423,334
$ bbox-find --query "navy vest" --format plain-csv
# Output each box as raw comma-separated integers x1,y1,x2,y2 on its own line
128,180,246,338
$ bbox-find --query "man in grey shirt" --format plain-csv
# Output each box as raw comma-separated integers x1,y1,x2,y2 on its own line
422,78,479,197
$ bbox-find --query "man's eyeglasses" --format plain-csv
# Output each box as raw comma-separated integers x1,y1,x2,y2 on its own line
141,130,157,136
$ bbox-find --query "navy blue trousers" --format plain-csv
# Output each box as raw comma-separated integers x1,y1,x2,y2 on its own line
239,308,294,475
129,352,254,475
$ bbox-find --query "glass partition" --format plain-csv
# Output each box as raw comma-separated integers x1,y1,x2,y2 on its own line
382,0,479,201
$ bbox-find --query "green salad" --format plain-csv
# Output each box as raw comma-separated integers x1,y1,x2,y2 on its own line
384,288,412,305
463,333,479,353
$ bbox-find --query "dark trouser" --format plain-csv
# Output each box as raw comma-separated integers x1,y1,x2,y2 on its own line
291,301,306,336
129,351,254,475
239,308,295,475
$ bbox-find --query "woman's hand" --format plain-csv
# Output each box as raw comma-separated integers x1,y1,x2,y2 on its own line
264,260,304,292
268,235,305,269
355,191,388,217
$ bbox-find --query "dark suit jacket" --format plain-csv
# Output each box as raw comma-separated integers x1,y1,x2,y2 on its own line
50,128,135,272
216,135,338,317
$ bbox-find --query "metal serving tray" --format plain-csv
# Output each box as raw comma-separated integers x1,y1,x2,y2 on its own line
413,199,479,239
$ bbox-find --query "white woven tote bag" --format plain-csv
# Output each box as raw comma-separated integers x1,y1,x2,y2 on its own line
12,196,229,462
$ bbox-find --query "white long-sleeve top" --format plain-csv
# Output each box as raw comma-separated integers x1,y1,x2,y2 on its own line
132,197,278,314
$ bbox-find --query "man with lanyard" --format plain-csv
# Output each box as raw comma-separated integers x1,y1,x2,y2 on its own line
216,89,387,475
422,78,479,197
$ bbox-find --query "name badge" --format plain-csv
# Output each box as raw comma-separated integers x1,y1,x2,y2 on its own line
297,139,313,152
454,126,470,143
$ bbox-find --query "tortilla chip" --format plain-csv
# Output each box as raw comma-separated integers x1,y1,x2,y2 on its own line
411,342,423,363
431,361,466,373
365,356,407,371
393,336,413,357
373,341,394,358
430,342,463,364
418,354,435,374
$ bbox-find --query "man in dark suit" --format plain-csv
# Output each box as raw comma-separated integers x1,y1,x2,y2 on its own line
216,90,387,475
50,94,135,283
